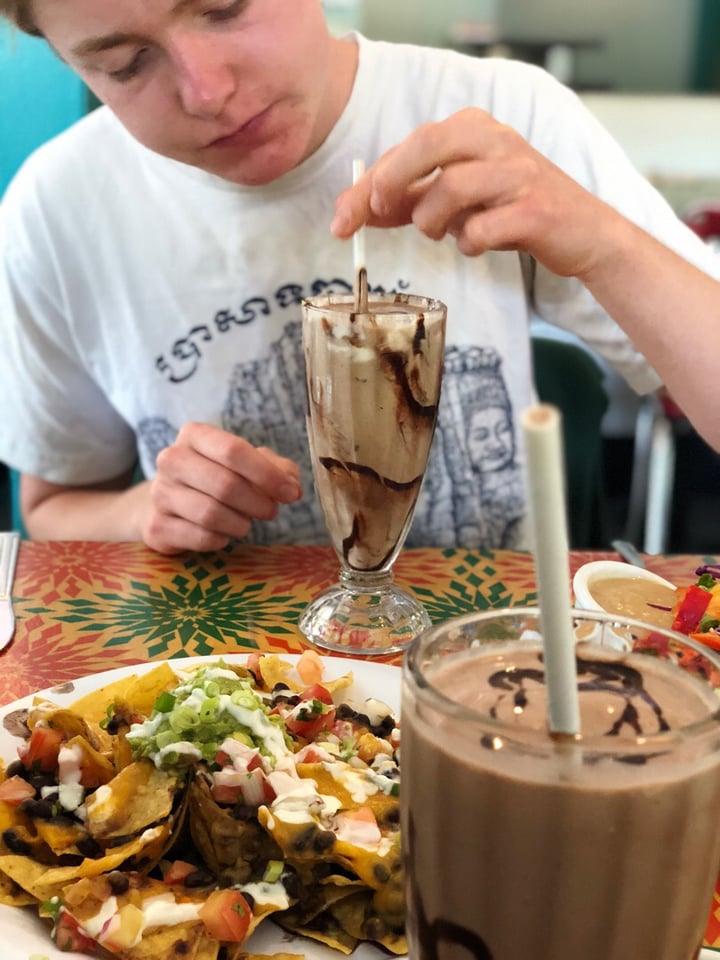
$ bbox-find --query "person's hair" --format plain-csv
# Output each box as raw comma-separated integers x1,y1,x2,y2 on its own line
0,1,42,36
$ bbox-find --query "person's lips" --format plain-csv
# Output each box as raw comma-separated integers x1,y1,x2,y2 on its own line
208,105,273,149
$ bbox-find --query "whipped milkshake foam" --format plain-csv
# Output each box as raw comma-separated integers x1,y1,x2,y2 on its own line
402,640,720,960
303,294,446,571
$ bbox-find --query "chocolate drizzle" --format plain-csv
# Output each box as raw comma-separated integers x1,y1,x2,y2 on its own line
406,813,494,960
319,457,422,569
318,457,423,493
487,654,671,737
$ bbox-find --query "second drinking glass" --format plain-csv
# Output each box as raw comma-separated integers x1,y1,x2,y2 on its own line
299,291,447,655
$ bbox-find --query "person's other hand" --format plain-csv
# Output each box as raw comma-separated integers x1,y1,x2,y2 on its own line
331,107,614,281
142,422,302,554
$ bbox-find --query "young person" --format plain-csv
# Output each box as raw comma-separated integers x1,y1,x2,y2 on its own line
0,0,718,554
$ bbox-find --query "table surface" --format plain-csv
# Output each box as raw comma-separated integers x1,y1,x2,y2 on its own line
1,540,719,949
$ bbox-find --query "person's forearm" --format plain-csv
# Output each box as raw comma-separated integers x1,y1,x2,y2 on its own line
23,480,151,542
579,212,720,451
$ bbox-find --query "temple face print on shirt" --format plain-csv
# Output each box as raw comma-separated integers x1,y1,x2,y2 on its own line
136,322,525,551
412,345,525,550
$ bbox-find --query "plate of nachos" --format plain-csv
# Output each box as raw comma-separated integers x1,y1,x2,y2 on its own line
0,650,405,960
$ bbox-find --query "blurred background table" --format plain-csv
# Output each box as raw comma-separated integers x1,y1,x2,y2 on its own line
1,540,715,706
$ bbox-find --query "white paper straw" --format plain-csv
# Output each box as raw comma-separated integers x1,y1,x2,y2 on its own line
521,404,580,736
352,158,368,312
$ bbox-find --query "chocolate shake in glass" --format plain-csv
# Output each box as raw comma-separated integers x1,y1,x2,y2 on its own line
300,292,446,655
402,608,720,960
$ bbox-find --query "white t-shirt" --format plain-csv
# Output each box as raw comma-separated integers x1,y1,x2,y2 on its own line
1,36,717,549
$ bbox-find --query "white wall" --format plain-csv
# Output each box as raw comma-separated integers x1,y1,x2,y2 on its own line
362,0,498,47
357,0,701,92
493,0,700,92
580,93,720,180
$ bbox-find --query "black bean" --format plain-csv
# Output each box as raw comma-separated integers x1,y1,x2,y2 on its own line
28,773,56,792
365,916,389,940
382,808,400,826
282,870,302,899
336,704,358,721
2,830,32,856
5,760,26,779
19,798,55,819
58,854,83,866
107,872,130,895
373,863,390,883
378,715,396,735
77,836,102,858
183,869,215,888
313,830,335,853
291,824,317,852
272,686,300,706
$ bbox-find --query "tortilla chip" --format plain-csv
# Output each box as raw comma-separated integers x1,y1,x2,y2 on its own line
256,655,354,699
230,954,305,960
10,822,173,900
0,866,37,905
188,774,282,885
275,906,359,955
0,852,66,899
120,922,220,960
33,816,89,856
69,662,178,725
85,761,177,839
330,889,407,955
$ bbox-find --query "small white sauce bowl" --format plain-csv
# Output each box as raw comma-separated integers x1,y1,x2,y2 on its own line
573,560,676,612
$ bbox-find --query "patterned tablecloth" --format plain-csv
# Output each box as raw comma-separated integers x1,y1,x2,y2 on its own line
1,540,714,704
2,540,720,948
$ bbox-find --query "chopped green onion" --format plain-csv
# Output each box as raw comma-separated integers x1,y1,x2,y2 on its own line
263,860,284,883
153,691,176,714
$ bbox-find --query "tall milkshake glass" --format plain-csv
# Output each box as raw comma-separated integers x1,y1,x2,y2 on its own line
300,292,446,655
402,608,720,960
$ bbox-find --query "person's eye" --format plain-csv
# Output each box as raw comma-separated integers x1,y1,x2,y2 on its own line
108,48,149,82
204,0,247,23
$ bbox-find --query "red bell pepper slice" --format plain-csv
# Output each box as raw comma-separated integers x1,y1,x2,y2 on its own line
672,584,712,634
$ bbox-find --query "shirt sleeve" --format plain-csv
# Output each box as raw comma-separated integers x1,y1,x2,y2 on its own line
487,62,720,395
0,185,137,485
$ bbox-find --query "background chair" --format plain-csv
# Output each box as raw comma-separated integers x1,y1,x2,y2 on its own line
9,469,25,537
531,336,609,549
622,200,720,554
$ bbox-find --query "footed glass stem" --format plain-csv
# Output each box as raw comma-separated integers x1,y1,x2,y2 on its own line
298,567,431,656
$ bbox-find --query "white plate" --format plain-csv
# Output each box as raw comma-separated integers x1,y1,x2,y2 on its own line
2,655,718,960
0,653,404,960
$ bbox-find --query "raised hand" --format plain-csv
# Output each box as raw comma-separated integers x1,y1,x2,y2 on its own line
331,107,614,282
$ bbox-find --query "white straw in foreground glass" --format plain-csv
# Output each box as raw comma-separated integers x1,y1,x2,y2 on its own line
521,403,580,736
352,158,368,313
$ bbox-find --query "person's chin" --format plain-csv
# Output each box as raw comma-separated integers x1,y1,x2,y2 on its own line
185,138,308,186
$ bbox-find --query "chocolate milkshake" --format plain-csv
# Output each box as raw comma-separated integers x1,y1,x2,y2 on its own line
402,610,720,960
303,293,446,572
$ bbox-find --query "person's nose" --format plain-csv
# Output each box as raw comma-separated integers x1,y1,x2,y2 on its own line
170,32,235,118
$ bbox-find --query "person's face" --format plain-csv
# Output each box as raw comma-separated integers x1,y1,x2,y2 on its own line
467,406,515,473
33,0,354,185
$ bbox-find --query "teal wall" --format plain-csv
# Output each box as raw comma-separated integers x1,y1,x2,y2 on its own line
1,25,86,196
